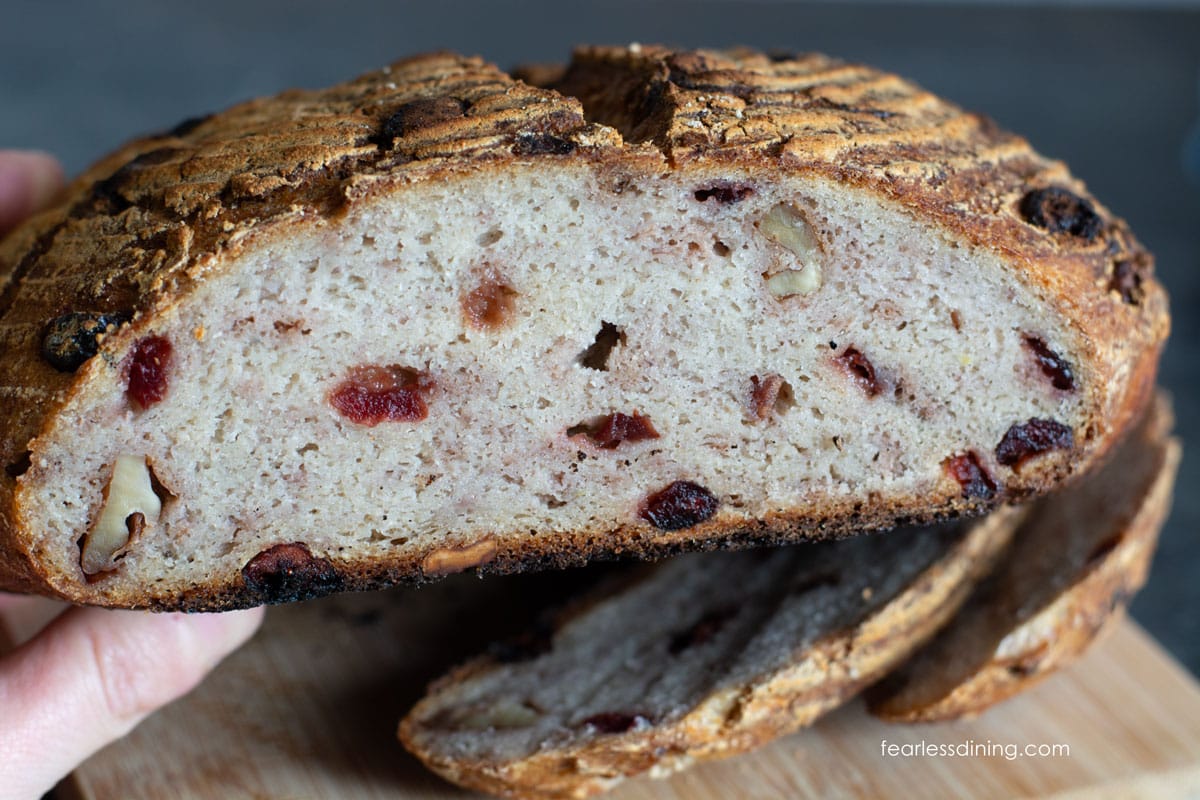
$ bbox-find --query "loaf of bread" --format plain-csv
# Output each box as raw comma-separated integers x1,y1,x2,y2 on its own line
869,394,1179,722
399,397,1176,799
0,46,1167,609
400,508,1022,799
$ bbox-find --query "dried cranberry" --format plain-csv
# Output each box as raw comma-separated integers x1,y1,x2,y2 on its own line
512,134,576,155
462,278,517,329
943,452,998,499
693,182,755,203
581,712,647,734
1023,336,1075,391
42,311,129,372
1110,259,1145,305
995,419,1074,470
127,335,173,408
580,412,660,449
640,481,719,530
837,347,882,397
1019,187,1103,241
749,374,794,420
329,365,431,426
242,542,342,604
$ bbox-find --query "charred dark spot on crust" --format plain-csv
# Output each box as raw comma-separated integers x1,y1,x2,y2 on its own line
578,321,625,371
5,451,32,479
943,452,998,500
573,412,661,449
511,133,576,155
490,618,555,664
41,311,130,372
995,419,1074,470
1023,335,1076,392
640,481,720,531
373,96,467,148
693,182,755,204
669,606,736,655
1019,187,1103,241
163,113,213,138
581,712,648,734
242,542,342,604
837,346,882,397
766,50,801,63
1110,258,1146,305
87,148,183,214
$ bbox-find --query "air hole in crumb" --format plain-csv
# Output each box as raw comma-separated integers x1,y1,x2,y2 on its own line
578,321,625,371
297,443,319,456
712,239,731,257
477,227,504,246
538,494,567,509
361,234,376,248
390,536,409,546
950,310,963,331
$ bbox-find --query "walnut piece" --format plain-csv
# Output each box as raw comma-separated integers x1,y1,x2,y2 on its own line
759,203,823,297
81,455,162,575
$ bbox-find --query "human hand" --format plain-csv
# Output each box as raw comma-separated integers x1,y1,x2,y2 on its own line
0,151,266,800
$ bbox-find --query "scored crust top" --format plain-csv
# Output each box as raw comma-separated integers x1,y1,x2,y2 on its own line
0,45,1169,595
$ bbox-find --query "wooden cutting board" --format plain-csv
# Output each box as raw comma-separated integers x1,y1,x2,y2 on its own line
4,573,1199,800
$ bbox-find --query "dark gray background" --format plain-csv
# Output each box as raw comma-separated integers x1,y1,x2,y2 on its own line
3,2,1197,669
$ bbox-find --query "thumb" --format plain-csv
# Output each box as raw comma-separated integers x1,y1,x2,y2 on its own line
0,150,64,235
0,605,264,800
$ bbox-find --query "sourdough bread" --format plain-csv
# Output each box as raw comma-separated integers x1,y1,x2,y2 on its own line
0,47,1167,609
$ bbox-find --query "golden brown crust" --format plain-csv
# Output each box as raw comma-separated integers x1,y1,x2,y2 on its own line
0,46,1170,607
868,394,1179,722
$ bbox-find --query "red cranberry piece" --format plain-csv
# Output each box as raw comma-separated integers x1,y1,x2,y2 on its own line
837,346,882,397
583,412,660,449
749,374,795,420
640,481,719,530
943,452,998,499
995,419,1074,470
329,364,431,426
242,542,342,603
1023,335,1075,392
127,335,173,408
581,712,648,734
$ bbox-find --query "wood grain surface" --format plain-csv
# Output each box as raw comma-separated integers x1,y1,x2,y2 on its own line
1,571,1196,800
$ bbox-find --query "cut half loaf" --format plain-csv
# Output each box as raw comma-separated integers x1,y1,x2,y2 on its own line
868,393,1179,722
0,46,1167,609
400,508,1022,799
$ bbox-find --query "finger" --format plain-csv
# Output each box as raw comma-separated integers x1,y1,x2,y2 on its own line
0,150,64,235
0,605,264,799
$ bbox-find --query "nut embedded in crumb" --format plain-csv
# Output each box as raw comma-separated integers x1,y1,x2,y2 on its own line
421,538,499,577
759,202,823,297
80,455,162,576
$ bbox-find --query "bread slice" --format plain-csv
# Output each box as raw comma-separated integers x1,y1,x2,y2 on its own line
399,508,1022,799
0,46,1167,609
868,394,1179,722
